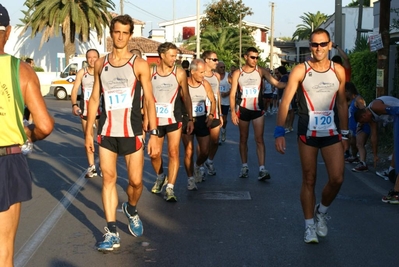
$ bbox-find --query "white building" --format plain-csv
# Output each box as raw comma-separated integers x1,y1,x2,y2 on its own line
157,14,282,68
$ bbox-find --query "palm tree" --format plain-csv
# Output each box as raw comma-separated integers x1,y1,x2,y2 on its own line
186,25,255,68
19,0,115,63
292,11,328,40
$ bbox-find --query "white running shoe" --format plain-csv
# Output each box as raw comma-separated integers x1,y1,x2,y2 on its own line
314,204,330,237
304,225,319,244
187,177,197,191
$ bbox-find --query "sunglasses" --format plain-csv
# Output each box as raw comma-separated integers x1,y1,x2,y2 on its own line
249,56,259,60
208,58,219,62
309,42,329,48
219,66,225,68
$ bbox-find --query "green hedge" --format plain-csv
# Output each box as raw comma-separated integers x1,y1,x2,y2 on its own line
349,51,377,105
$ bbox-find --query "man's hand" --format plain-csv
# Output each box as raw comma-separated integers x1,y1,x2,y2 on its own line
147,135,160,157
275,137,286,154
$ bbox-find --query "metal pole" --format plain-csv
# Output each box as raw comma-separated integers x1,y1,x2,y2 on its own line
335,0,342,47
196,0,200,58
270,2,275,69
239,13,242,68
173,0,175,43
120,0,124,14
356,0,364,43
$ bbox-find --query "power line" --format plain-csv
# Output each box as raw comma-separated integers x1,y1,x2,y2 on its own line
124,1,169,22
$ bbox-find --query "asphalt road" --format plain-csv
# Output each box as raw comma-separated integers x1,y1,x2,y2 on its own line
13,96,399,267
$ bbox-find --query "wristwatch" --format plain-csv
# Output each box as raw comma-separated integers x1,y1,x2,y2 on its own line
149,129,159,136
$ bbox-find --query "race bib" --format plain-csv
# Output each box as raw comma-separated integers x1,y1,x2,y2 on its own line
156,103,172,118
192,101,206,117
309,110,335,131
242,86,258,98
84,88,92,101
103,88,132,111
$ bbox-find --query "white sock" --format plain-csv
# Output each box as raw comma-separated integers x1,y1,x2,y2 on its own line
167,183,174,189
207,159,213,164
259,165,265,171
305,218,315,227
242,163,248,168
318,203,329,214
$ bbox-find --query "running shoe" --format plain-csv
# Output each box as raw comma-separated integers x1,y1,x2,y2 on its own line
187,177,197,191
121,202,143,237
85,165,98,178
258,169,271,181
352,162,369,172
314,204,330,237
194,165,203,183
204,161,216,176
376,169,389,181
200,166,206,181
151,175,168,194
381,190,399,204
97,227,120,251
239,166,249,178
221,128,226,142
345,156,359,164
164,187,177,202
304,225,319,244
389,169,397,184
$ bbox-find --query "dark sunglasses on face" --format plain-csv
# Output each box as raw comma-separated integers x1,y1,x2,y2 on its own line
208,58,219,62
309,42,329,48
219,66,225,68
249,56,259,60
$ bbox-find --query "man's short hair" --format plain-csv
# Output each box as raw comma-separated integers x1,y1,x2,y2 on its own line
345,82,358,95
201,50,214,60
245,47,258,55
354,108,367,122
277,66,287,75
157,42,177,57
25,58,33,64
309,28,331,42
189,59,205,72
331,55,342,65
181,60,190,69
110,14,134,35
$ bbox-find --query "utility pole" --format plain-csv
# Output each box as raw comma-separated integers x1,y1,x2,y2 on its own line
356,0,364,42
239,13,242,67
120,0,124,14
196,0,200,58
269,2,275,69
335,0,342,48
376,0,391,97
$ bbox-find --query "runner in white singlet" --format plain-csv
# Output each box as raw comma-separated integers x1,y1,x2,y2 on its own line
71,49,100,178
85,15,160,252
275,28,348,244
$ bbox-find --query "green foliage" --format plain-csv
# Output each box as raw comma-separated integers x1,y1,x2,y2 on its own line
200,0,253,34
351,33,370,53
19,0,115,63
292,11,328,41
34,66,44,72
349,51,377,104
186,23,255,69
347,0,371,7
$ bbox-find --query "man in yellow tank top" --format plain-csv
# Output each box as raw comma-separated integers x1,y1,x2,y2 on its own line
0,4,54,266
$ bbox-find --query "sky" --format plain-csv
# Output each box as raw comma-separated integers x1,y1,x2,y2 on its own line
5,0,353,38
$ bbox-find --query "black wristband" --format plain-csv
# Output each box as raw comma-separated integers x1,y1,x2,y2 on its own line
72,103,78,107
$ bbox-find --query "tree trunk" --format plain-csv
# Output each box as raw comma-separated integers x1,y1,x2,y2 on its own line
62,19,76,65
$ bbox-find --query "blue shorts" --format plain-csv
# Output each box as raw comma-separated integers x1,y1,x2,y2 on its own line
0,154,32,212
